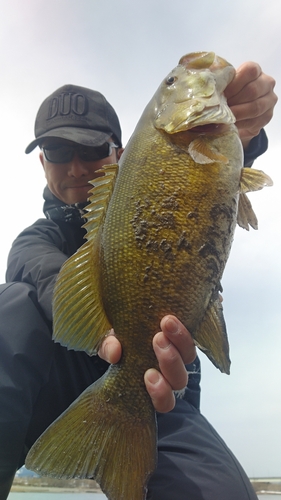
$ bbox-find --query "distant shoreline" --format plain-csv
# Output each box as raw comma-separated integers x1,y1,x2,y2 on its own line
250,479,281,495
11,478,281,495
11,485,101,493
12,476,101,494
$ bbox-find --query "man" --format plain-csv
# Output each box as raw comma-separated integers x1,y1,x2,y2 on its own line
0,62,277,500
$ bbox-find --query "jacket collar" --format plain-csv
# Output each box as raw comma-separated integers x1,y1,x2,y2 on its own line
43,186,88,223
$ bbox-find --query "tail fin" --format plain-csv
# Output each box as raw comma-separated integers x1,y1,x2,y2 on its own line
25,370,157,500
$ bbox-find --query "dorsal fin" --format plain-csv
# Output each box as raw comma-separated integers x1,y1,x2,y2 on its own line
52,164,119,355
83,164,119,239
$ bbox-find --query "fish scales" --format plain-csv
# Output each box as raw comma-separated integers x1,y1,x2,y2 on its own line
25,51,273,500
102,128,240,339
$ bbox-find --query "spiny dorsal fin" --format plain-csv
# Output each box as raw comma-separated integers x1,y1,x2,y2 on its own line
83,163,119,239
188,138,229,165
52,164,119,355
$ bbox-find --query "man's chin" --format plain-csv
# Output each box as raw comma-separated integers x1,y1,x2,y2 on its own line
63,186,91,205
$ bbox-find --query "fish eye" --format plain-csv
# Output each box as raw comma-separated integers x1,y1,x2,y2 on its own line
166,76,177,85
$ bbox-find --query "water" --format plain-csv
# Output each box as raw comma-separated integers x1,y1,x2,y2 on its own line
7,493,281,499
8,494,107,499
258,497,281,500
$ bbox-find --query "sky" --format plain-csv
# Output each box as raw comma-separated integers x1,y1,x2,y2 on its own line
1,0,280,480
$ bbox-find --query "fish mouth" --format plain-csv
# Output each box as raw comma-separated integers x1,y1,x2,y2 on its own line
157,99,236,135
188,123,229,134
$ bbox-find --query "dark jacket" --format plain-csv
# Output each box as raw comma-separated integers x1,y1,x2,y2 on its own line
5,129,268,412
6,187,87,322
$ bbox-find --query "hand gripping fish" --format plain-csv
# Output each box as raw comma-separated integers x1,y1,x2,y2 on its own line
26,52,273,500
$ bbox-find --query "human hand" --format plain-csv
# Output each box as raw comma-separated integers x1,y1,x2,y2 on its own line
98,315,196,413
224,62,277,149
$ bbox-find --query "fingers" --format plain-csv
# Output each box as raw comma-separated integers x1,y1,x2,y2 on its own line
230,96,276,147
152,330,189,391
144,368,176,413
160,315,196,365
224,62,263,101
145,315,196,413
229,94,275,125
98,316,196,414
98,330,122,365
229,76,277,134
224,61,277,148
225,61,277,117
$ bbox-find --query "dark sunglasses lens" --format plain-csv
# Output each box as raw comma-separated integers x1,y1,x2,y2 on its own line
43,143,116,163
43,146,74,163
79,143,111,161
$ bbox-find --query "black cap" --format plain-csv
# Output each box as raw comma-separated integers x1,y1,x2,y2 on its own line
25,84,122,153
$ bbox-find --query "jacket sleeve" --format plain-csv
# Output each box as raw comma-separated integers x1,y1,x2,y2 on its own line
243,128,268,167
6,219,69,322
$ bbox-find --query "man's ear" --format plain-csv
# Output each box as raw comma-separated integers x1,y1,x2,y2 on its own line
117,148,124,161
39,151,47,179
39,150,45,168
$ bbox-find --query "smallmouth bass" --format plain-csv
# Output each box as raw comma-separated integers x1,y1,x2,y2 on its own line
26,51,273,500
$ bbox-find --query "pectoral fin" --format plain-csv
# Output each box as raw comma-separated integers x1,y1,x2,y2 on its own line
194,296,230,374
240,167,273,193
53,164,119,355
188,138,229,165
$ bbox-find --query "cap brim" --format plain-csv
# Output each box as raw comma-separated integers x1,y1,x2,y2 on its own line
25,127,113,154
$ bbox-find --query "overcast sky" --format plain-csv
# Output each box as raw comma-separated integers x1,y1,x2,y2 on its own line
1,0,280,479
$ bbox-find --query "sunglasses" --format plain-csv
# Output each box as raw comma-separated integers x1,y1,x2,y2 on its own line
42,142,119,164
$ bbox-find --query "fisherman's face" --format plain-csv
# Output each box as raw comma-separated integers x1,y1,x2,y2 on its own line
40,138,123,205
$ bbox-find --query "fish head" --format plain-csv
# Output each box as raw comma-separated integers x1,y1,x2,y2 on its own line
154,51,236,134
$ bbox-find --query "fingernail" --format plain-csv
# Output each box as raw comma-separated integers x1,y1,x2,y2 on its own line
147,369,161,386
165,317,178,335
156,335,171,350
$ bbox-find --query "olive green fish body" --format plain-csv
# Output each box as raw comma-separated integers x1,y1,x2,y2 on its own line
101,122,242,367
25,52,273,500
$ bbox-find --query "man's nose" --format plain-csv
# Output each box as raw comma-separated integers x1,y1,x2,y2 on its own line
67,153,89,177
